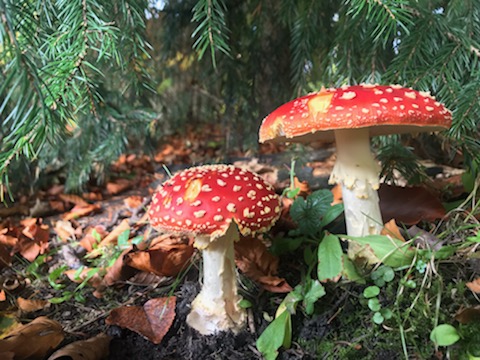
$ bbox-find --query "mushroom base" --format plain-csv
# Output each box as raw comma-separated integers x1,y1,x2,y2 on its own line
329,128,383,239
187,223,246,335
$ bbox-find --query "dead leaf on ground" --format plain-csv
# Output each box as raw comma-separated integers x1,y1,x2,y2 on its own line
106,178,133,195
0,316,64,360
454,305,480,324
16,297,50,313
53,220,76,242
79,225,107,252
101,248,138,288
125,234,194,277
89,219,130,257
16,218,50,262
381,219,406,241
106,297,176,344
65,268,103,289
466,278,480,293
47,333,111,360
378,184,446,225
235,237,292,293
62,203,101,221
58,193,90,207
407,225,444,251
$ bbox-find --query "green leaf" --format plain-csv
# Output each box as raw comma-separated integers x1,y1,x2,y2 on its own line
363,286,380,298
342,254,366,283
368,298,381,312
290,190,333,235
317,233,343,281
256,311,292,360
430,324,460,347
117,229,131,247
372,312,384,324
320,203,344,228
344,235,415,268
302,279,326,315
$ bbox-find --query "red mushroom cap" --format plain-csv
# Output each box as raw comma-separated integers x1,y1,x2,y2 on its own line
259,84,452,143
148,165,281,239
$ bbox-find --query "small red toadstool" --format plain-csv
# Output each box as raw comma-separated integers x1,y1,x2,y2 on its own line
259,84,452,238
148,164,281,335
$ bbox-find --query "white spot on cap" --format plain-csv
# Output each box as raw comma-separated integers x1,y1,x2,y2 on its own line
372,103,380,107
385,88,394,93
426,106,435,112
213,215,224,222
405,91,416,99
201,184,212,192
233,185,242,192
412,103,419,109
335,106,344,110
191,200,202,206
391,84,403,89
340,91,357,100
361,108,369,114
247,190,256,199
374,89,383,95
217,179,227,187
212,196,221,202
400,105,405,110
163,215,170,221
256,183,264,190
173,185,181,192
194,210,206,218
393,97,403,102
176,210,182,216
227,203,236,212
185,219,192,226
379,98,388,103
243,208,255,218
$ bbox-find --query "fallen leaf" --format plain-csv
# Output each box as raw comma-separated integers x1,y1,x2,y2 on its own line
62,203,102,221
454,306,480,324
0,290,5,302
101,248,138,287
124,195,144,209
16,218,49,262
235,237,292,293
106,297,176,344
17,297,50,313
378,184,446,225
106,179,133,195
466,278,480,293
65,268,103,289
79,226,107,252
381,219,405,241
125,234,194,277
58,193,90,207
333,184,446,224
53,220,76,242
407,225,444,251
47,333,111,360
0,316,64,360
87,220,131,258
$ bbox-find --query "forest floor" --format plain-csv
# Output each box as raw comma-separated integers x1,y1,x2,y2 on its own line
0,126,479,360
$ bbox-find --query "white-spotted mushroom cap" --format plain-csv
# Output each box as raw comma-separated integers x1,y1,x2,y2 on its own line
259,84,452,143
149,165,281,240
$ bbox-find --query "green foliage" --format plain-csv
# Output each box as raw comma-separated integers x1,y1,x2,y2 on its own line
361,266,395,325
430,324,460,347
0,0,153,196
256,310,292,360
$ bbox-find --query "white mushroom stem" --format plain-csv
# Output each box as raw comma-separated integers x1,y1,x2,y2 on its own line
329,128,383,237
186,222,246,335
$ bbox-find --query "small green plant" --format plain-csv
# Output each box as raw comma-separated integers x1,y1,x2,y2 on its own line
362,266,395,325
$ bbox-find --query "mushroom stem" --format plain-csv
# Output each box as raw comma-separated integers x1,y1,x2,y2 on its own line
186,222,246,335
329,128,383,237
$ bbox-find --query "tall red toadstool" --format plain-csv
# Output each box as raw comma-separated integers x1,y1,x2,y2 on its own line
259,84,452,238
148,164,281,335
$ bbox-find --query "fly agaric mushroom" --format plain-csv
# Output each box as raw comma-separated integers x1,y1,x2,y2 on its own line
259,84,452,238
148,164,281,335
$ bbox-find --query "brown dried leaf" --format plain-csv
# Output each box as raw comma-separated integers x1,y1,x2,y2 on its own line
88,220,130,258
62,203,101,221
125,235,194,277
378,184,446,225
381,219,405,242
235,237,292,293
101,248,138,287
0,316,64,360
65,268,103,289
106,297,176,344
16,297,50,313
106,179,133,195
53,220,76,242
466,278,480,293
47,333,111,360
454,306,480,324
58,194,89,207
79,226,107,252
16,219,49,262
